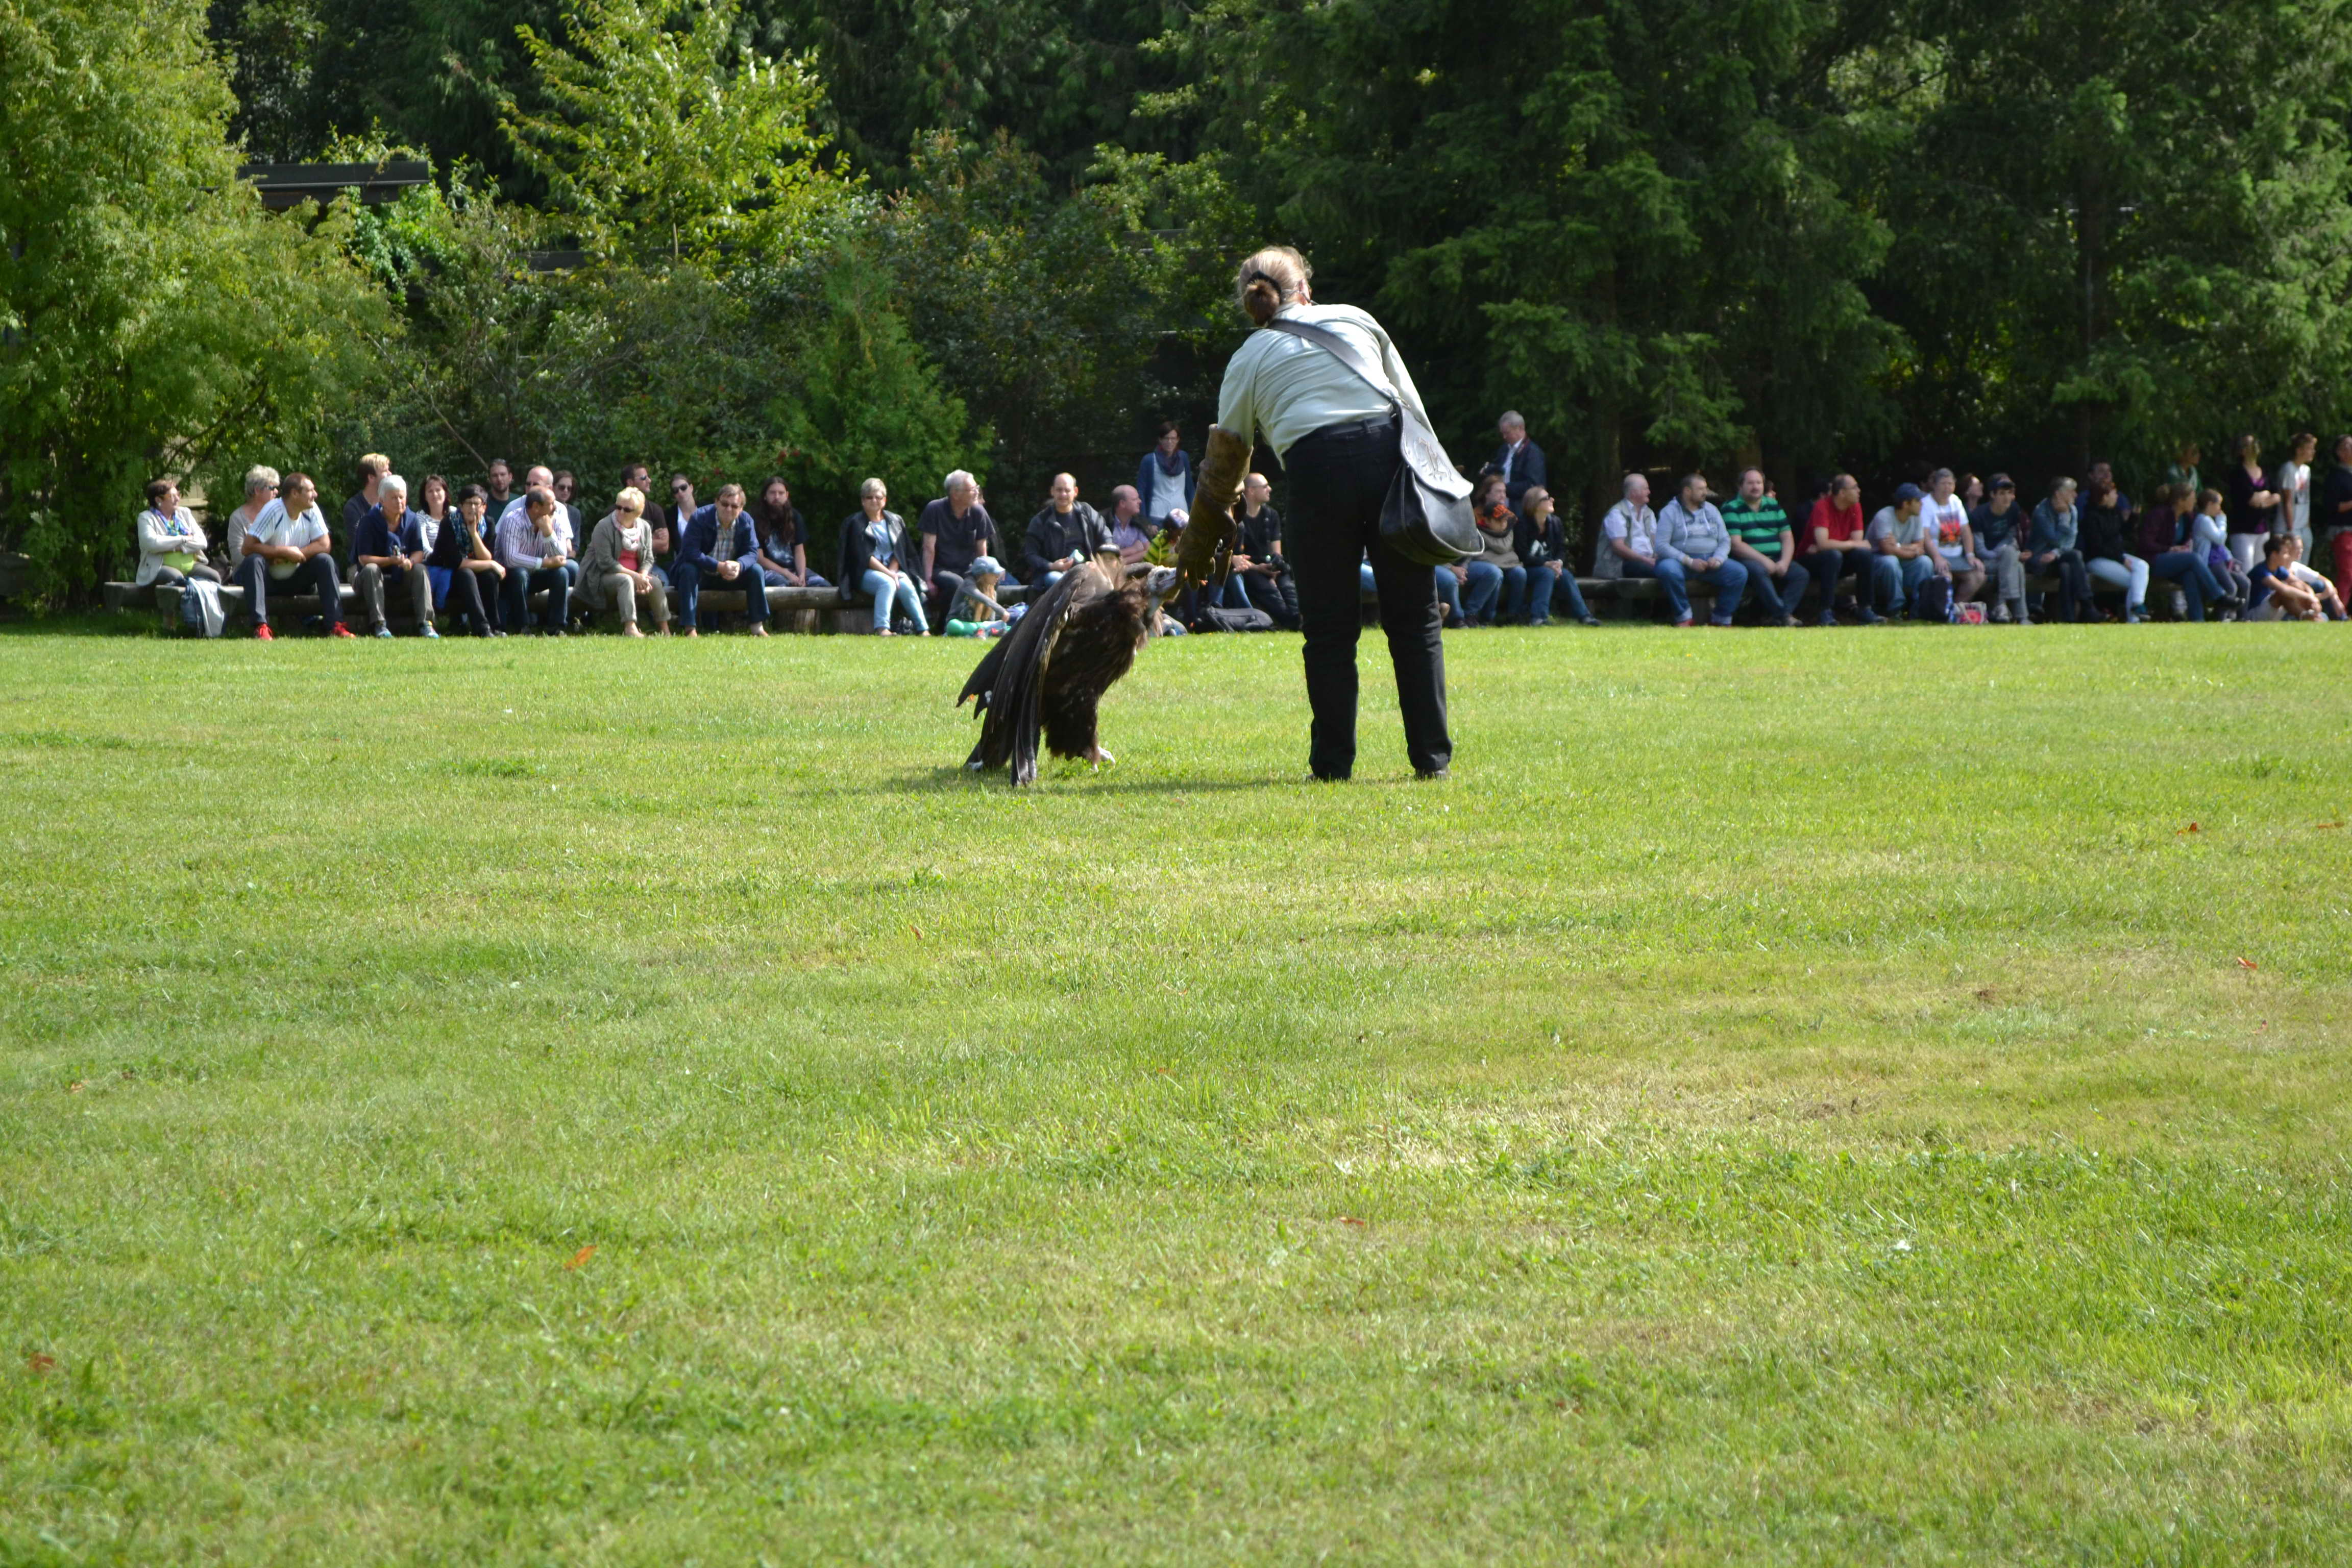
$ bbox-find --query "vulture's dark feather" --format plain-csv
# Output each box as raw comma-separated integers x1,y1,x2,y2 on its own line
959,557,1178,786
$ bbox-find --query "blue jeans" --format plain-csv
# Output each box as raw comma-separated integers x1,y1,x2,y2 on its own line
759,568,829,589
1526,565,1592,623
862,569,927,633
1434,565,1466,624
1734,554,1811,620
501,564,571,630
1655,556,1747,624
1895,554,1938,612
2146,551,2220,620
1461,559,1510,623
1463,561,1527,623
673,563,767,630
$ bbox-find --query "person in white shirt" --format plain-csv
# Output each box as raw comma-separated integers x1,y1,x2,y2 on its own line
231,472,354,639
2275,432,2317,554
132,478,217,590
1181,245,1451,780
1594,474,1658,581
1919,467,1986,608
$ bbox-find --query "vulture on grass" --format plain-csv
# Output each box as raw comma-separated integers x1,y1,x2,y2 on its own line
959,550,1182,786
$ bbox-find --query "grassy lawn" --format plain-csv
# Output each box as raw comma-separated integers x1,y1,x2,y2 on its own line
3,619,2349,1563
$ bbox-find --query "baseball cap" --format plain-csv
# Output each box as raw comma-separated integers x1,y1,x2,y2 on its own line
1894,482,1924,504
967,555,1002,577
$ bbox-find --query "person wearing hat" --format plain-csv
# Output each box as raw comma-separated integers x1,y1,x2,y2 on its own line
1969,473,2032,623
1867,482,1940,617
945,555,1015,636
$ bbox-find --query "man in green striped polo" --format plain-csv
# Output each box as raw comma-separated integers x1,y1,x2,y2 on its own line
1720,468,1809,626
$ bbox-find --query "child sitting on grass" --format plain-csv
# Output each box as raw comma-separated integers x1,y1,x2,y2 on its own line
2248,534,2323,621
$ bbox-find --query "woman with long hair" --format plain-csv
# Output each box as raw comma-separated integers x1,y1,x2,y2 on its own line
2224,434,2279,572
752,476,826,589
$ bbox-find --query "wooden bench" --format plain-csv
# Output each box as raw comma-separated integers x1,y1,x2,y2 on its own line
103,577,1031,634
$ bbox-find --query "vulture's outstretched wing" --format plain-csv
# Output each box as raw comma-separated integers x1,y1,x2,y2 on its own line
958,563,1115,785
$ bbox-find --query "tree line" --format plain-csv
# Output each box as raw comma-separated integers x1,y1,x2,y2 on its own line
8,0,2352,599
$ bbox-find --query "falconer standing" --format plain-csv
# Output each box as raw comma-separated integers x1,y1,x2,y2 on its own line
1177,247,1454,780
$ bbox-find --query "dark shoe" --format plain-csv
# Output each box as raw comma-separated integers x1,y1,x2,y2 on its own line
1580,616,1602,627
1817,612,1839,627
1415,767,1450,781
1860,609,1886,625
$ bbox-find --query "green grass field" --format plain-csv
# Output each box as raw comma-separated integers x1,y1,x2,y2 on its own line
3,619,2349,1563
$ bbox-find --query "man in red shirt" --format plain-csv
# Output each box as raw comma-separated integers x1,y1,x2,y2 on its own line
1803,473,1895,624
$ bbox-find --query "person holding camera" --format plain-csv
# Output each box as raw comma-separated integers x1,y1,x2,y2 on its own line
1217,472,1298,628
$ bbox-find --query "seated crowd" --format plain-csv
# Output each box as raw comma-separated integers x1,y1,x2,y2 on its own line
130,421,2352,638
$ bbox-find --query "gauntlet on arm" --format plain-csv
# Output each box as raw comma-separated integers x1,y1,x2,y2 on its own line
1174,426,1254,588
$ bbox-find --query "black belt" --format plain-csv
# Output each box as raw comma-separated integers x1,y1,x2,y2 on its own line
1302,412,1399,442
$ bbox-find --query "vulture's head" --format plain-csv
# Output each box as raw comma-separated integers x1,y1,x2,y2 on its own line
1137,564,1182,638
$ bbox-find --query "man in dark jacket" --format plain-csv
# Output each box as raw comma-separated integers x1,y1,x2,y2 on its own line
673,482,770,636
1487,412,1547,509
1021,474,1110,589
918,470,1004,632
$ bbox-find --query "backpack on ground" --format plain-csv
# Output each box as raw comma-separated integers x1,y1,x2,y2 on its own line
1912,574,1953,623
1199,605,1275,632
178,579,226,638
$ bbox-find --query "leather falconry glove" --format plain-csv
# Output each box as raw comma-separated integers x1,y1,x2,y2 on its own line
1174,425,1253,589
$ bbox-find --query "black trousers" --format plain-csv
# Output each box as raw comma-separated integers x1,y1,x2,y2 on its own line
2031,549,2091,620
1284,415,1451,778
445,566,495,634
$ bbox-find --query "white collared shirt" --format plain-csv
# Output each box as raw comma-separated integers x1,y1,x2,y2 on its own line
1215,303,1429,458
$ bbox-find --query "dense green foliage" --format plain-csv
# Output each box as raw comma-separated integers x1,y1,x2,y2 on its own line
12,0,2352,597
0,0,383,599
5,624,2350,1558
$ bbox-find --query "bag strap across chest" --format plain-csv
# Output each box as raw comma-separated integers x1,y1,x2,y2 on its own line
1260,317,1468,501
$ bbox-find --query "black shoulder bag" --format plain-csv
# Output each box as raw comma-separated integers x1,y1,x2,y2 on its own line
1262,316,1478,566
